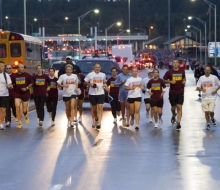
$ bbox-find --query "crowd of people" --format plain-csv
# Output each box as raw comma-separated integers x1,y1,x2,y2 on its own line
0,56,220,131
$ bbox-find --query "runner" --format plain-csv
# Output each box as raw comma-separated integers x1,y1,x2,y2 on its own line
11,64,33,129
5,64,16,127
125,67,143,130
163,59,186,130
141,69,154,123
106,67,121,124
84,63,107,129
147,69,166,128
0,62,12,130
33,65,50,127
196,65,220,130
114,65,132,126
46,67,58,127
57,64,78,128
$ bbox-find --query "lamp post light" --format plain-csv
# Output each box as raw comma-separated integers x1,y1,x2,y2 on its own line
105,22,121,56
190,0,217,65
65,17,69,21
78,9,99,58
186,28,198,61
188,16,207,63
24,0,27,34
187,25,202,63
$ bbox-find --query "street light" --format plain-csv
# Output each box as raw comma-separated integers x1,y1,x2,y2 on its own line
185,28,198,61
187,25,202,62
105,22,121,56
188,16,207,63
24,0,26,34
78,9,99,57
149,26,154,37
190,0,216,66
64,17,69,21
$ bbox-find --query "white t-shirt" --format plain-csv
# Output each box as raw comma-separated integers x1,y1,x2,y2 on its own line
197,74,220,99
0,72,12,96
142,76,153,99
57,73,78,97
84,71,106,95
125,77,142,98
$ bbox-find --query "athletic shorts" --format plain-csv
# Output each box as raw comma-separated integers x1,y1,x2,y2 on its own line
89,94,104,106
14,97,29,102
144,98,150,104
119,91,128,102
201,99,215,112
63,95,77,102
150,100,164,108
77,95,84,100
0,96,8,108
127,97,142,104
169,93,184,106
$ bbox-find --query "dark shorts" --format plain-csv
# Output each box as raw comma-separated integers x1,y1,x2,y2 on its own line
169,93,184,106
127,97,142,104
77,95,84,100
150,100,164,107
14,97,29,102
89,94,105,106
63,95,77,102
0,96,8,108
144,98,150,104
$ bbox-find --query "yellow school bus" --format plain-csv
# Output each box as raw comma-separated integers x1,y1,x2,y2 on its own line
0,30,42,74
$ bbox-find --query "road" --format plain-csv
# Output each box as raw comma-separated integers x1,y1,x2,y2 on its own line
0,69,220,190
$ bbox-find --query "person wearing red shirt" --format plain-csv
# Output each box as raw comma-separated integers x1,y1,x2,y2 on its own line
163,59,186,130
106,67,121,124
46,68,58,127
147,69,166,128
33,65,50,127
179,60,186,70
11,64,34,129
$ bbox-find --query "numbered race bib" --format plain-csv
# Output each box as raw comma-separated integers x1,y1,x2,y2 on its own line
172,74,182,81
36,79,45,85
16,77,25,85
151,83,160,90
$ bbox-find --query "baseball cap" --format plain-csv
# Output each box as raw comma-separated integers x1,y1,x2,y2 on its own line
148,69,153,73
66,56,72,60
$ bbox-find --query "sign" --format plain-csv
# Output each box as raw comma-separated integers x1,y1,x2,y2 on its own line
208,42,220,57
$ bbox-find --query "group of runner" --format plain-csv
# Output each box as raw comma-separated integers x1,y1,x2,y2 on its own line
0,57,219,131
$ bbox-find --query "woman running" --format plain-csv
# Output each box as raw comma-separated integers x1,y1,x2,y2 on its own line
57,64,78,128
125,67,144,130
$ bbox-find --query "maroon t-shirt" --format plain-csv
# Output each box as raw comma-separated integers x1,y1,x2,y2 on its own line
12,72,34,99
147,78,166,101
47,77,58,99
33,74,50,96
8,73,15,97
78,74,85,97
107,77,119,96
163,69,185,94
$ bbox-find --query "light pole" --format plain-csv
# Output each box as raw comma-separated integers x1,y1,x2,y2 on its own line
78,9,99,58
128,0,130,44
168,0,170,50
149,26,154,38
188,16,207,63
24,0,26,34
190,0,217,65
105,22,121,56
0,0,2,29
187,25,202,63
186,28,198,61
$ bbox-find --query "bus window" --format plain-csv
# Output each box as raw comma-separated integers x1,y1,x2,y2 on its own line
10,43,21,57
0,44,6,58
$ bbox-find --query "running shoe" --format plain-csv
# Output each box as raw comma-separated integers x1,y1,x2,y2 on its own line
116,111,121,117
206,124,210,130
149,118,153,123
154,123,158,128
113,118,117,124
135,126,139,130
146,111,149,118
211,118,217,126
51,120,55,127
171,116,176,124
24,115,30,124
0,124,5,130
39,121,43,127
78,117,82,123
96,124,101,129
70,121,74,128
49,112,52,118
37,118,39,124
198,93,201,98
6,122,11,128
130,119,134,126
16,123,22,129
176,123,181,130
159,118,163,125
74,118,78,123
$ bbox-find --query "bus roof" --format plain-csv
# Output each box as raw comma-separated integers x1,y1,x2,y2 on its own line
18,33,42,44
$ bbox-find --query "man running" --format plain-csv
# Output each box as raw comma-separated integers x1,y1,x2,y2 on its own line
163,59,186,130
114,65,132,126
147,69,166,128
33,65,50,126
5,64,16,127
0,62,12,130
197,65,220,130
84,63,107,129
11,64,33,129
142,69,154,123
